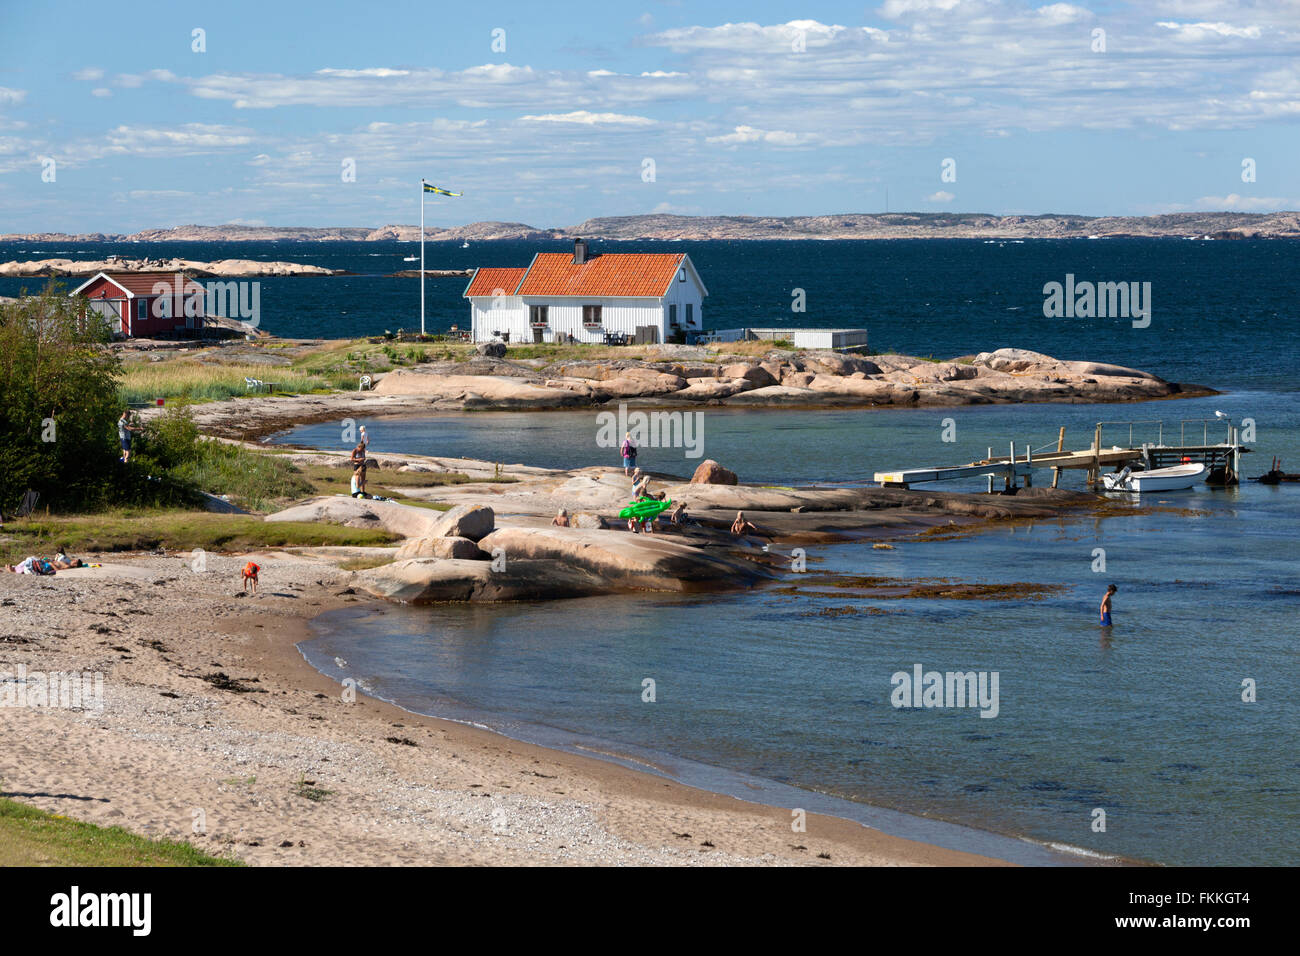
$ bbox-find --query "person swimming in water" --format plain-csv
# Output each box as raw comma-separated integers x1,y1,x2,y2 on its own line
1100,584,1117,626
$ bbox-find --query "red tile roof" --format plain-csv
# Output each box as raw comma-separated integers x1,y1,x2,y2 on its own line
78,272,205,297
464,267,526,298
515,253,686,298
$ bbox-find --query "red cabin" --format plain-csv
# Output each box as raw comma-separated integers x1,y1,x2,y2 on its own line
70,271,205,338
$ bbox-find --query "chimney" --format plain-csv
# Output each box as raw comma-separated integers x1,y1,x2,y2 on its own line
573,237,588,264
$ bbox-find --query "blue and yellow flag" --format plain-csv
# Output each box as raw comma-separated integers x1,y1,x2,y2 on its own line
423,181,462,197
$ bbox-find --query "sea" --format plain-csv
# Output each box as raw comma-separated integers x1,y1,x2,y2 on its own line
7,237,1296,864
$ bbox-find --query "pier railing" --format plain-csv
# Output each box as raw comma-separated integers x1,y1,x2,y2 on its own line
1178,418,1234,446
1097,419,1164,450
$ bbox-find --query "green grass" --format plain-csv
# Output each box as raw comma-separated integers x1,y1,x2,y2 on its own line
0,511,400,564
336,555,395,571
165,439,317,511
0,797,242,866
118,361,351,404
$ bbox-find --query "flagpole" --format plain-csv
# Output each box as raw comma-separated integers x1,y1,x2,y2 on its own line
419,179,425,337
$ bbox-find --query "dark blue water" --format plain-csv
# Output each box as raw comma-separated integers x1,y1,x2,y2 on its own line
5,237,1298,391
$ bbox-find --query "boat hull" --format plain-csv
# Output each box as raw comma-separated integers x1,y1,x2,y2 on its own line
1102,463,1207,492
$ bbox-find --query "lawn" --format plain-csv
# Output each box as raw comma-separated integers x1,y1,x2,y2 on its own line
0,797,242,866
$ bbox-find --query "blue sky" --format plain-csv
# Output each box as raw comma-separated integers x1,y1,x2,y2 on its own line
2,0,1298,232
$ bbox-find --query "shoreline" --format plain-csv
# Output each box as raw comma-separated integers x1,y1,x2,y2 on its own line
2,549,1031,866
297,601,1117,866
2,434,1139,864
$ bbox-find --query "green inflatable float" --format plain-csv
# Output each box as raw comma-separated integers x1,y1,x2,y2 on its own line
619,497,672,520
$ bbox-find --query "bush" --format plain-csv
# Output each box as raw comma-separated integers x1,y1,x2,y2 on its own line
137,404,314,510
0,284,123,512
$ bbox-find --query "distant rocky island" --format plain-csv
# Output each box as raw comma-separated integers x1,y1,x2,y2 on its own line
3,211,1298,244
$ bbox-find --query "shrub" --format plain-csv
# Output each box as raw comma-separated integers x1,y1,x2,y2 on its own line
0,284,123,512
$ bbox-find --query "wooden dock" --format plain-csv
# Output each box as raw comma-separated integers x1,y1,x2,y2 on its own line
874,419,1251,490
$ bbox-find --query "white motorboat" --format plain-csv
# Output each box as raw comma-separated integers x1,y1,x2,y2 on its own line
402,256,418,262
1101,463,1206,492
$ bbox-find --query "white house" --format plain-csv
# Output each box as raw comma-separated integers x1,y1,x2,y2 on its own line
463,239,708,344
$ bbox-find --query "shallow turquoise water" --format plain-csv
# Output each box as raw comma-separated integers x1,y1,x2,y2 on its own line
290,393,1300,865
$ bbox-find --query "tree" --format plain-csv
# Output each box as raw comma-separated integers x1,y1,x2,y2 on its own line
0,283,122,511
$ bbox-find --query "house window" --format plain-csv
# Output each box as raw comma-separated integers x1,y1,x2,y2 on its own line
529,305,549,326
678,267,686,282
582,304,603,327
137,299,148,320
668,304,678,326
686,303,695,325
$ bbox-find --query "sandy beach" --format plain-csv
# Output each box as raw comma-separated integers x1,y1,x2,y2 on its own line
1,548,1010,866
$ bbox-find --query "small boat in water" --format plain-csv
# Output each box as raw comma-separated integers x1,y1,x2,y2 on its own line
1102,463,1206,493
402,256,418,262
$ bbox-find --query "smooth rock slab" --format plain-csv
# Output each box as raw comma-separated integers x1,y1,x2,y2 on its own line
477,526,771,591
427,503,495,541
356,557,607,603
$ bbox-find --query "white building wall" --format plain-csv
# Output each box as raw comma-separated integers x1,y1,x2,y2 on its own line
661,267,704,335
521,297,666,343
469,297,527,342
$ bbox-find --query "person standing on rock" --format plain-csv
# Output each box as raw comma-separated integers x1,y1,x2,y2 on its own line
621,432,637,476
350,441,368,497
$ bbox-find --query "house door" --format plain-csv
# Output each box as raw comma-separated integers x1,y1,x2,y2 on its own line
532,325,545,343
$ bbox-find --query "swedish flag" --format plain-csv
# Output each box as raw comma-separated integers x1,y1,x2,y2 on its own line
423,181,462,197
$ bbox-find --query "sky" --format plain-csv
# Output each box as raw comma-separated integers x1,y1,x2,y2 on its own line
1,0,1298,232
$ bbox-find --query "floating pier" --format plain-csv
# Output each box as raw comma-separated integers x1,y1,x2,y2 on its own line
874,419,1251,491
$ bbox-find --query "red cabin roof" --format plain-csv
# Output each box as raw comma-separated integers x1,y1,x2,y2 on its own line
71,271,204,298
463,253,698,299
515,253,686,297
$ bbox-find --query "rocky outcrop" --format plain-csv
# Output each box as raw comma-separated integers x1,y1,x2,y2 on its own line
0,257,339,277
690,459,739,485
355,557,606,603
394,535,485,560
373,371,589,408
426,503,495,541
265,496,446,538
476,527,772,592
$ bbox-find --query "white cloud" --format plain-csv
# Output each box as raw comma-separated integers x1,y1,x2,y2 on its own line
707,125,807,146
1157,21,1263,41
91,88,112,98
926,190,955,202
1195,193,1297,211
519,110,655,126
71,67,104,81
0,87,26,106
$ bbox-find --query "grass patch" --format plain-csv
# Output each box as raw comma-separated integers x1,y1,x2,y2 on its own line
0,796,242,866
0,511,400,564
293,776,334,803
119,360,350,404
336,555,394,571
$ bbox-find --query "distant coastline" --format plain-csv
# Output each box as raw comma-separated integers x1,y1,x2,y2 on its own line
3,210,1298,244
